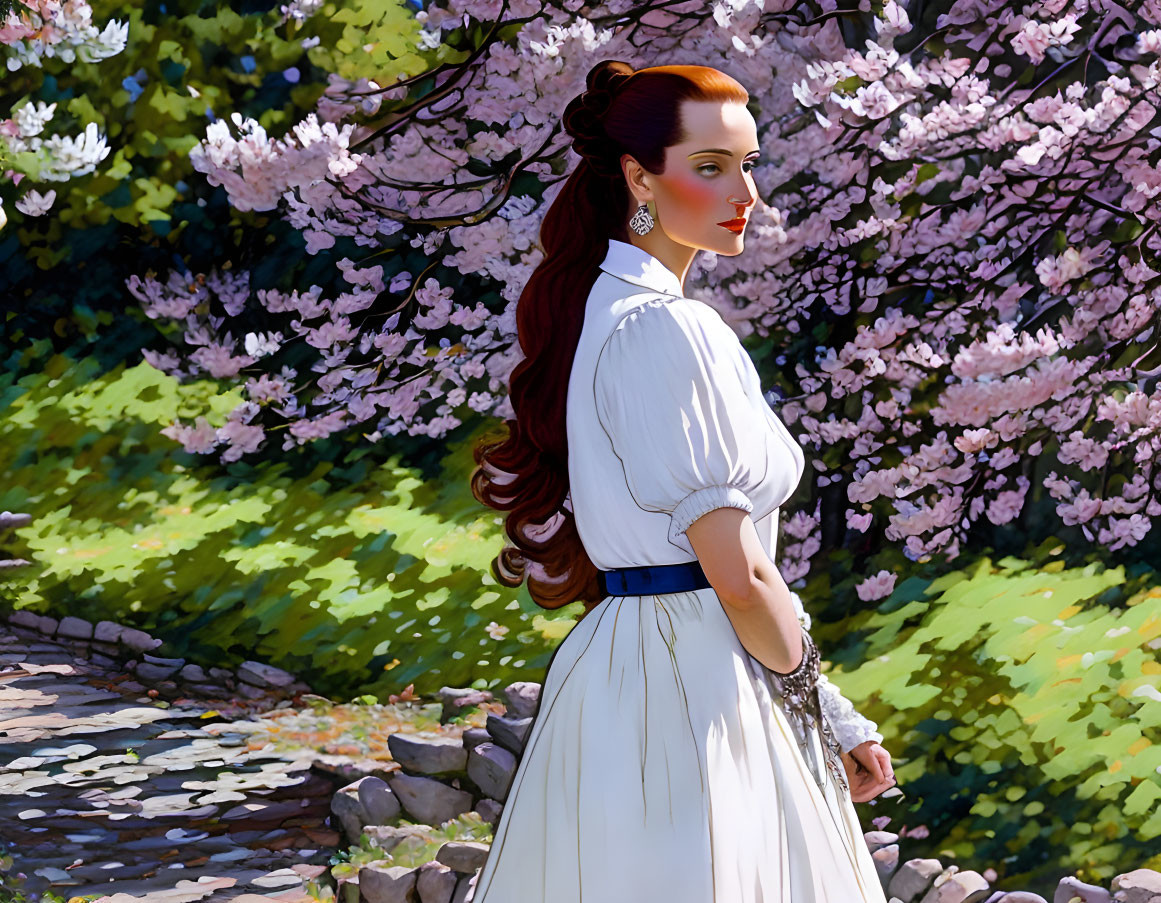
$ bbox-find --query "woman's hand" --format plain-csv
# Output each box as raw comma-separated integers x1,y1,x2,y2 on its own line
840,740,896,803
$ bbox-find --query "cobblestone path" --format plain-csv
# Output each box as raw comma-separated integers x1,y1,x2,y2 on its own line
0,623,340,902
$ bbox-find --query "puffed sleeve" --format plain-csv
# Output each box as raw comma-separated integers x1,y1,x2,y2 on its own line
788,589,884,753
593,298,798,549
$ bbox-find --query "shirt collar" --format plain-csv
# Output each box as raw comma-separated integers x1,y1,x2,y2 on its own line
598,238,684,297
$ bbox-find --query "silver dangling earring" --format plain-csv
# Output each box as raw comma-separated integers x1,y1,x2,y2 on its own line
629,200,655,235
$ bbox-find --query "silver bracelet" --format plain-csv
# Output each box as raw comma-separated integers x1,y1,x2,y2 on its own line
768,629,849,797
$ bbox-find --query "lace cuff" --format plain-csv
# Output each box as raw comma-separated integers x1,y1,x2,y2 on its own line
816,674,883,753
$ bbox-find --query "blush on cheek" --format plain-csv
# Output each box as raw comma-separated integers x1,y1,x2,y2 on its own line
668,174,718,220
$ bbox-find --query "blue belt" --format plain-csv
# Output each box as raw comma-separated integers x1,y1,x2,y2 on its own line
597,560,712,597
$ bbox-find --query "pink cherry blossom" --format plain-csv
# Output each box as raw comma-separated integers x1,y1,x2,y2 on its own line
855,570,897,601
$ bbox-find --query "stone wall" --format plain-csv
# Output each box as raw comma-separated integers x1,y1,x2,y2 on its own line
5,608,312,706
330,682,1161,903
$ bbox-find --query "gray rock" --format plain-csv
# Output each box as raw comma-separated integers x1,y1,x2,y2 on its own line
237,681,270,699
436,841,490,874
362,824,434,855
0,511,32,530
180,663,207,682
185,682,230,697
209,666,234,681
56,616,93,640
889,858,945,903
94,620,123,643
864,829,900,853
238,660,296,688
460,728,490,753
119,627,162,653
1110,869,1161,903
252,868,305,889
438,686,493,722
35,614,59,635
358,775,402,826
8,610,41,630
32,866,79,884
14,649,73,664
331,781,366,843
388,773,473,827
917,867,989,903
466,743,517,802
451,872,476,903
438,686,486,705
484,714,532,757
416,861,458,903
143,653,186,668
312,757,397,785
474,798,502,828
388,733,469,775
360,864,419,903
872,844,899,882
501,681,541,719
1054,876,1110,903
135,662,181,682
960,878,995,903
62,639,92,657
994,894,1048,903
220,798,309,821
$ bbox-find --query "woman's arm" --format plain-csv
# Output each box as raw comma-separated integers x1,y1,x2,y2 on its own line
687,511,885,748
686,506,804,674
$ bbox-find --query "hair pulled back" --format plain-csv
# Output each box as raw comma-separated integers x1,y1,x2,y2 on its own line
471,60,750,618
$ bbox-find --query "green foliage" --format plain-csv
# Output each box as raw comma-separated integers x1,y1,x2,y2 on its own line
0,884,102,903
1,0,432,383
4,0,426,231
331,810,494,879
0,348,582,699
811,547,1161,894
320,0,439,78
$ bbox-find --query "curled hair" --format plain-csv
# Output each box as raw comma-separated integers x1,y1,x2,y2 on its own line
561,60,635,179
471,60,750,618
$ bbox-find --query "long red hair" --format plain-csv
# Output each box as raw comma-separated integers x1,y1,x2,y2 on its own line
471,60,750,617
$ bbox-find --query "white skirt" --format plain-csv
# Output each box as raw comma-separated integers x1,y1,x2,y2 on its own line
470,588,888,903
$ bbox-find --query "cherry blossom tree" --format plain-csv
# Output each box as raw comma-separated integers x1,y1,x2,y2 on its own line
0,0,125,225
132,0,1161,581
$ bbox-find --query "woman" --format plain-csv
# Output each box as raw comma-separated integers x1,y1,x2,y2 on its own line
469,59,895,902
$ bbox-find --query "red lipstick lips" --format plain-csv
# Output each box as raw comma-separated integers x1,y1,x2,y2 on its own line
718,218,746,233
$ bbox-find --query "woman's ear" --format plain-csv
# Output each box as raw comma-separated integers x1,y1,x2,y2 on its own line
621,153,651,204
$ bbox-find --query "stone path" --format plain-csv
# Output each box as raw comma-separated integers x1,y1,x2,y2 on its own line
0,622,339,902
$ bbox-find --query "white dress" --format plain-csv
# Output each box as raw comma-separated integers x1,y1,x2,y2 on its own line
470,239,888,903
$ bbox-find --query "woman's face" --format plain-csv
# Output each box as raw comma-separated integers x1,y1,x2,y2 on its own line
643,99,760,257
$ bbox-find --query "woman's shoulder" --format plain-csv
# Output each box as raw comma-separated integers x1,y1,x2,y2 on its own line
597,293,743,382
607,293,730,343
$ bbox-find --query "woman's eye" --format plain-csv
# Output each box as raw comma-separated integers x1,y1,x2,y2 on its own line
698,160,759,176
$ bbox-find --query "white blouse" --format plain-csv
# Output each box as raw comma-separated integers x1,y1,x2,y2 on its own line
565,238,883,753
